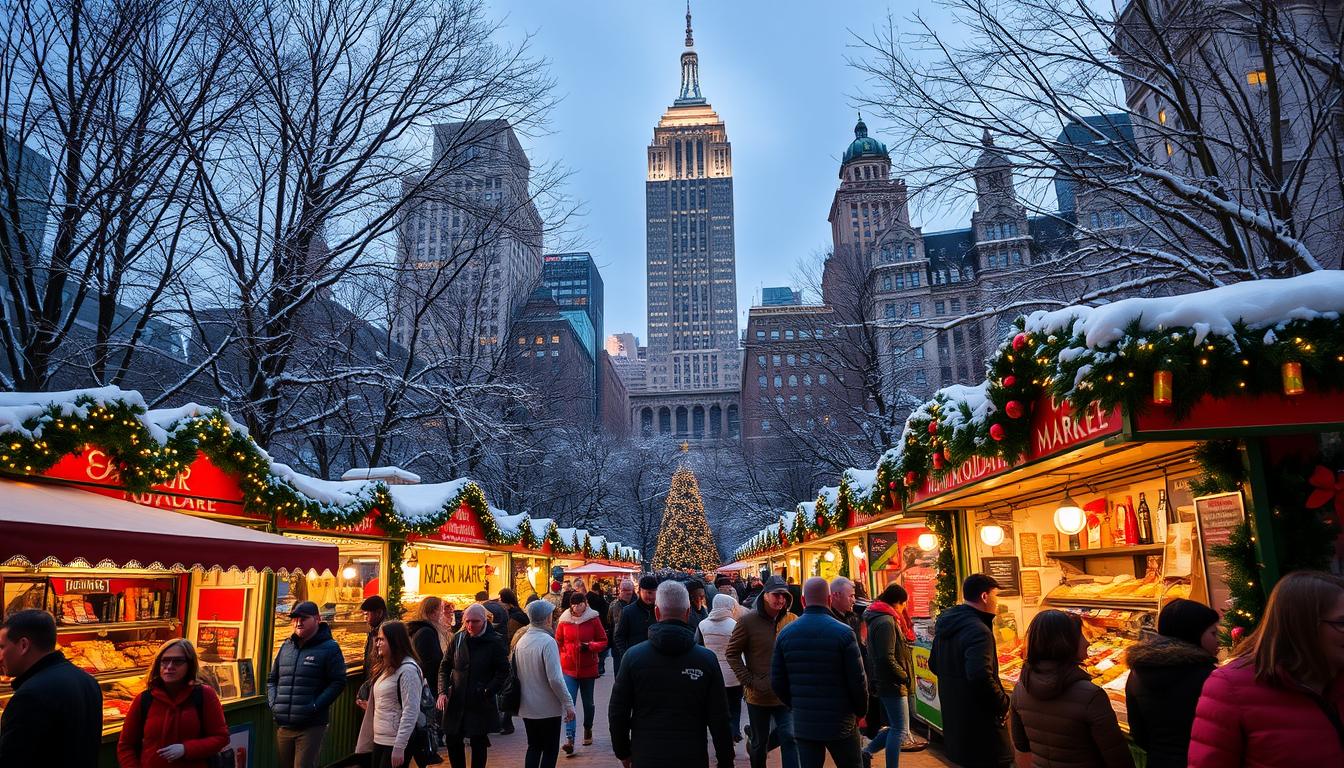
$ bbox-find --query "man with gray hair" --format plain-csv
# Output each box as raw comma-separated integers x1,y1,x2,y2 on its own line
771,577,868,768
609,580,734,768
607,577,636,674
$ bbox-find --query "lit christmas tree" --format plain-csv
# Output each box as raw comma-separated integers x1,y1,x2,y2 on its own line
653,464,720,571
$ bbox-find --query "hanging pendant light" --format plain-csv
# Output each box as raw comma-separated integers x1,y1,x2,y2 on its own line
917,532,938,552
979,523,1005,547
1053,489,1087,535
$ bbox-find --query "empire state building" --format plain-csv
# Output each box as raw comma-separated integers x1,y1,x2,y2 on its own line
644,7,739,400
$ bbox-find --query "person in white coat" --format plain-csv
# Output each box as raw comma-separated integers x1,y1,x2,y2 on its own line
354,620,424,768
513,599,576,768
696,593,744,742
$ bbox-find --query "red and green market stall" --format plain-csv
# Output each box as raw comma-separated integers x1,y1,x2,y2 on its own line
735,272,1344,757
0,388,639,768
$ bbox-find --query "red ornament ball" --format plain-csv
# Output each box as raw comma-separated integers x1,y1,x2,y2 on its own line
1012,333,1028,351
904,471,918,487
1005,400,1024,419
989,423,1006,441
1003,375,1017,388
927,420,939,435
817,515,826,527
1230,626,1244,642
888,480,897,490
932,452,945,470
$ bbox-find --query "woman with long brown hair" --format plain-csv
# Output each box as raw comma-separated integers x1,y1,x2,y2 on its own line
1008,609,1133,768
354,620,425,768
408,597,451,699
116,639,229,768
1189,570,1344,767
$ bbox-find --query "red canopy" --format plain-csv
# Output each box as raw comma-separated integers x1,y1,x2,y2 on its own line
1,480,337,574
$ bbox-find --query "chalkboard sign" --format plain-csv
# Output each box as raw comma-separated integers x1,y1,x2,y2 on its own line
980,556,1021,597
1194,491,1246,615
868,531,900,571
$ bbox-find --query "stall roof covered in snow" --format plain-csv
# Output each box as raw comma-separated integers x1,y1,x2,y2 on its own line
0,387,639,563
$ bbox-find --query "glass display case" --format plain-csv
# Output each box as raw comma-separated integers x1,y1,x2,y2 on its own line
274,537,386,671
0,570,186,735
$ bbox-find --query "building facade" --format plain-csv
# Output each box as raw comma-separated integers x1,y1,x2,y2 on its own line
643,7,740,395
510,289,597,426
394,120,543,370
542,252,603,356
740,303,849,454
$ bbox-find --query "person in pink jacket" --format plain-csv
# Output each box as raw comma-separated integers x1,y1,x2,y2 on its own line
1189,570,1344,768
555,592,608,756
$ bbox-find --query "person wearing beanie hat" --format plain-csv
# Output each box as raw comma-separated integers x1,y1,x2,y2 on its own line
726,575,798,768
614,576,659,659
1124,598,1219,768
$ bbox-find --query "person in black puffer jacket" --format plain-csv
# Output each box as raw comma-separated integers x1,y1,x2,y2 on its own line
609,581,734,768
770,577,868,768
613,576,659,657
267,601,347,768
1123,599,1219,768
929,574,1012,768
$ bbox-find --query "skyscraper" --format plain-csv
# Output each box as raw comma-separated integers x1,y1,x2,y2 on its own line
633,6,740,440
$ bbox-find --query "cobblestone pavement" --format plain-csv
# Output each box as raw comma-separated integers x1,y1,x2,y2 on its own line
445,667,954,767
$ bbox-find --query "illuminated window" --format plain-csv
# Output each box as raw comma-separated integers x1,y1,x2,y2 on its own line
1247,70,1267,87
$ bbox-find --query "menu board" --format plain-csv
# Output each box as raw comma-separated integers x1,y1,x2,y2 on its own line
981,556,1021,597
1194,491,1246,615
869,527,940,618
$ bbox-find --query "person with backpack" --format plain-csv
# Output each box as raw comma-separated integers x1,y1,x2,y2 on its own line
116,639,229,768
355,621,425,768
269,601,347,768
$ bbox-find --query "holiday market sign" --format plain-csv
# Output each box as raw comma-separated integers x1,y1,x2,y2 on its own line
43,447,253,518
422,502,489,546
909,395,1122,505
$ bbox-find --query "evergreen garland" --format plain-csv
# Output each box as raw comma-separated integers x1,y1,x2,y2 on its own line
0,392,636,565
926,512,958,614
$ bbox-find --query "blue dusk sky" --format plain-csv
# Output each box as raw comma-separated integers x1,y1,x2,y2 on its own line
485,1,963,344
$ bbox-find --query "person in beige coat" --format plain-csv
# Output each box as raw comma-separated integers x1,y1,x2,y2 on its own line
1009,610,1132,768
354,621,424,768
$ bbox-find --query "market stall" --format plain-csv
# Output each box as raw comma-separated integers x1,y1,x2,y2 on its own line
0,478,336,755
734,272,1344,742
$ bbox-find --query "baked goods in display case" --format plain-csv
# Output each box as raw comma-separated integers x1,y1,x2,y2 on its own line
1045,574,1191,605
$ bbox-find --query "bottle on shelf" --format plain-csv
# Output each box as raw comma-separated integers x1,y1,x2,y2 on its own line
1135,492,1155,545
1119,496,1140,546
1158,490,1174,525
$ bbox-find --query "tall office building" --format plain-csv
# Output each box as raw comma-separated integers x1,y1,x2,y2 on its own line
395,120,543,369
541,252,603,358
633,6,740,439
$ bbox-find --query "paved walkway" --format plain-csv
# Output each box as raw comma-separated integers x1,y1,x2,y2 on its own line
463,667,954,767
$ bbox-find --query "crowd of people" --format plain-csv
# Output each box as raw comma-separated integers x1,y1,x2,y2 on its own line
1,569,1342,768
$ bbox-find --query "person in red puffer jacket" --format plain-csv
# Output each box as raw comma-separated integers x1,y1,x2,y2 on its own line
117,639,229,768
1189,570,1344,768
555,592,608,756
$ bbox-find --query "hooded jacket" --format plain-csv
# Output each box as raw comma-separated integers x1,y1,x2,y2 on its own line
608,620,735,768
771,605,869,741
863,601,912,696
1188,657,1344,768
929,603,1013,767
556,605,609,679
614,596,658,657
1009,661,1133,768
725,576,796,707
1123,636,1215,768
267,622,348,727
695,594,741,687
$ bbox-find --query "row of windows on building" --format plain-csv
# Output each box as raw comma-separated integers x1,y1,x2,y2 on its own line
754,352,828,368
751,327,831,342
756,373,829,389
981,221,1022,240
